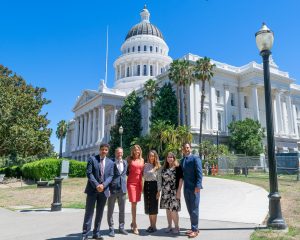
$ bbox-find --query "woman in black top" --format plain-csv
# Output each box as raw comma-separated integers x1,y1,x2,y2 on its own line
158,152,183,234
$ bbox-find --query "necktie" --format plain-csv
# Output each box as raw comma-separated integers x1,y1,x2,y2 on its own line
100,158,104,182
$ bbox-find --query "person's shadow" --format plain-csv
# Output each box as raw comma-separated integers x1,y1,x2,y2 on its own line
46,233,81,240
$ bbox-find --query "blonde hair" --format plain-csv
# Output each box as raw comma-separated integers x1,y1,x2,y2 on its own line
163,152,179,169
127,144,144,165
147,150,161,169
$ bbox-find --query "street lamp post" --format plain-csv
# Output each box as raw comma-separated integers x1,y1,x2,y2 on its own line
119,125,123,148
255,23,286,229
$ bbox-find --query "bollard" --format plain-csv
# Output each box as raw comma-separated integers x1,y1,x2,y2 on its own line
51,177,63,211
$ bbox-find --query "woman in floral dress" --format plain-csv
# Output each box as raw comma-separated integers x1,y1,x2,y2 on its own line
158,152,183,234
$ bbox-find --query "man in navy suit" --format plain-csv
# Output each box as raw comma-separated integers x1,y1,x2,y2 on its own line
107,147,128,237
180,143,203,238
82,143,114,240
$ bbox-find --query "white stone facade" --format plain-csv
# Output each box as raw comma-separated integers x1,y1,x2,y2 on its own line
64,6,300,160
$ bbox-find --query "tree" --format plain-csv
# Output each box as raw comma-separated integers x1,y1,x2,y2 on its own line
150,83,178,126
143,78,159,110
228,118,265,156
0,65,52,163
109,91,142,156
56,120,68,158
199,140,230,164
169,60,183,125
193,57,215,148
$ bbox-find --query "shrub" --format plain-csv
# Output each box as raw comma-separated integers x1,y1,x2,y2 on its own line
0,166,22,178
22,158,62,180
69,160,87,178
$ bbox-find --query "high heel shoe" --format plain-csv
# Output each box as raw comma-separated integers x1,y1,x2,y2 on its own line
131,223,139,235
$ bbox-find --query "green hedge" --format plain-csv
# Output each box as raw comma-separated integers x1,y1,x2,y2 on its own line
0,166,22,178
22,158,61,180
69,160,87,177
21,158,87,180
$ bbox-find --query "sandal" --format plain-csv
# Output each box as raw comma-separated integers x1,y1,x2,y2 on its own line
165,227,172,233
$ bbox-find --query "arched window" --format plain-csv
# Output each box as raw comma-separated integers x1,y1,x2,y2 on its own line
128,48,130,53
144,45,147,51
150,65,153,76
126,67,129,77
156,47,158,52
132,46,135,52
137,65,141,75
138,46,141,52
143,65,147,76
150,46,153,52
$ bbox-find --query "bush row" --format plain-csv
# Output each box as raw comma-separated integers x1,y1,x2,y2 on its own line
1,159,87,180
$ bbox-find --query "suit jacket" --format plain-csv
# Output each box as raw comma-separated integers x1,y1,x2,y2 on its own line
180,154,203,190
109,158,128,194
84,155,114,197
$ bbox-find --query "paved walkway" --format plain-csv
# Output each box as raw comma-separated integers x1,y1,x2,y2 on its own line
0,177,269,240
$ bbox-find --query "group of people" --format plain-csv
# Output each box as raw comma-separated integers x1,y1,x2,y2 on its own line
81,142,203,240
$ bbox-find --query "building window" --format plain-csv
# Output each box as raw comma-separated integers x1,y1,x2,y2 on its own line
217,112,222,131
216,90,221,103
150,65,153,76
230,93,235,106
143,65,147,76
232,114,236,122
132,46,135,52
244,96,249,108
138,46,140,52
156,47,158,52
161,68,163,73
150,46,153,52
128,48,130,53
144,45,147,51
137,65,140,75
126,67,129,77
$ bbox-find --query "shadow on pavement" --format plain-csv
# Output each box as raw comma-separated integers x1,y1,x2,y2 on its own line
46,233,81,240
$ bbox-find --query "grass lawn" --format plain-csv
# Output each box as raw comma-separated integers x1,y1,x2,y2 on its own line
0,178,87,209
213,173,300,240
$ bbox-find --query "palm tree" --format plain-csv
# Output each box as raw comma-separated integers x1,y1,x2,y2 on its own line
143,78,159,113
193,57,215,148
169,60,182,125
169,59,193,126
56,120,68,158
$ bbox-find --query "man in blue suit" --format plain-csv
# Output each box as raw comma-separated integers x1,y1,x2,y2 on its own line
107,147,128,237
180,143,203,238
82,143,114,240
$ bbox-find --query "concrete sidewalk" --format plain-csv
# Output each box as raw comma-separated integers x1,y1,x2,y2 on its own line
0,177,269,240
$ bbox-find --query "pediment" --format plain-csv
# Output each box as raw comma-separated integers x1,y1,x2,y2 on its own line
73,90,99,110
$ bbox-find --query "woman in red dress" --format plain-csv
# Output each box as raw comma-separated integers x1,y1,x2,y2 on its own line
127,144,144,234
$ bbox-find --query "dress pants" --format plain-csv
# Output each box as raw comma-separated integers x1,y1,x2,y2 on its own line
107,192,126,229
184,188,200,232
82,192,107,236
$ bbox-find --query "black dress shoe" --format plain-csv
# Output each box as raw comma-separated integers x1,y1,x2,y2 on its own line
108,228,115,237
118,228,128,235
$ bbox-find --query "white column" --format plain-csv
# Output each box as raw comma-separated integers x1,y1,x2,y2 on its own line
195,82,200,128
190,83,195,127
224,85,230,133
147,61,150,76
275,90,283,133
131,64,134,77
282,100,288,134
83,113,88,147
286,95,294,135
79,115,83,148
251,85,260,121
92,108,97,144
293,104,299,138
125,63,128,77
273,95,278,134
210,82,217,130
156,62,159,75
114,107,118,125
98,106,105,142
74,117,79,150
87,110,92,146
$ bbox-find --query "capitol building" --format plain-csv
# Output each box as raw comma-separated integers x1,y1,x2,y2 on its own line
64,6,300,161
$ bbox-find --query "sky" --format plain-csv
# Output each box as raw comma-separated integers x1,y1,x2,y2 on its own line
1,0,299,152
